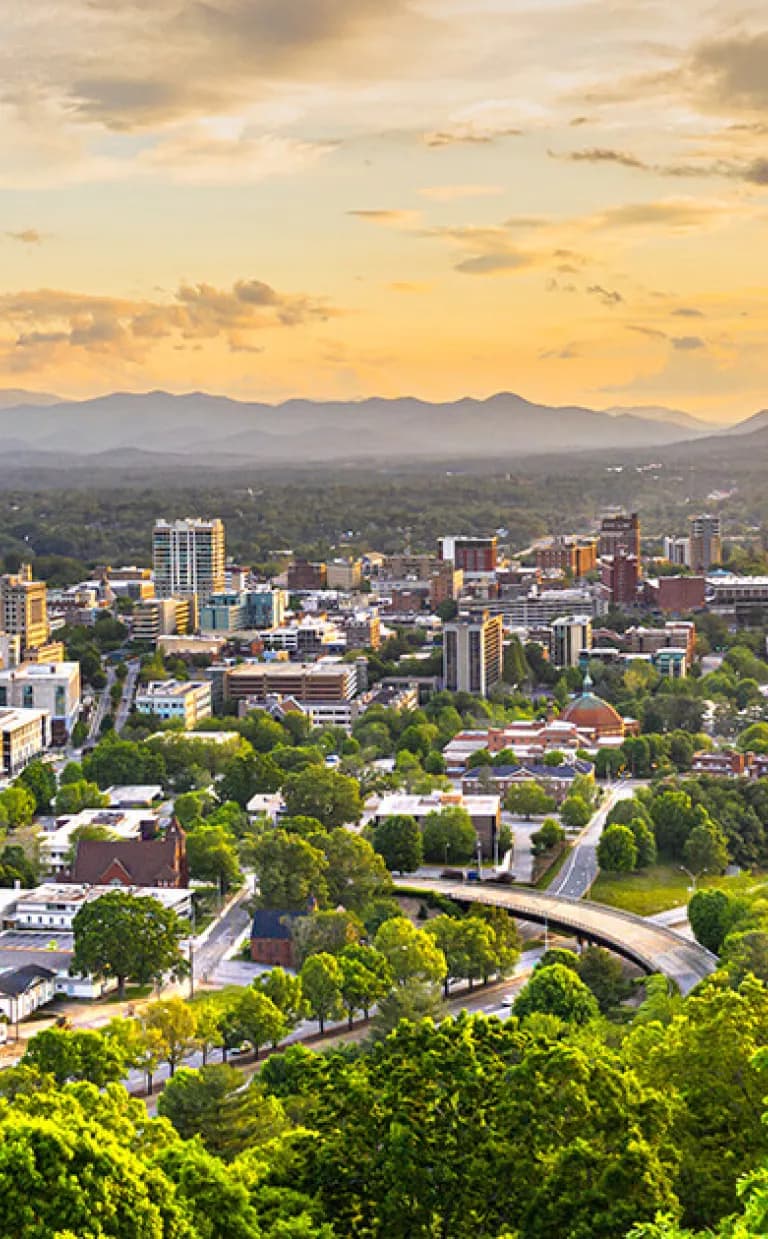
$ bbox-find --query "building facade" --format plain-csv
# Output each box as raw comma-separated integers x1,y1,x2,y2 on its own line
443,611,503,696
0,564,50,655
598,512,640,560
551,615,593,668
135,680,213,728
153,518,226,602
689,514,722,572
0,661,80,745
438,536,498,576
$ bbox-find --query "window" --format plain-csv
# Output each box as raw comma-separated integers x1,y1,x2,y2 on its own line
22,686,34,708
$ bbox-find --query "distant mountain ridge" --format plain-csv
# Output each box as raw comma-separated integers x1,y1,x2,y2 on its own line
0,388,755,468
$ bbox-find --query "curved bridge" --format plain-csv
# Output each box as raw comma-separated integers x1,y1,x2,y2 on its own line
395,878,717,995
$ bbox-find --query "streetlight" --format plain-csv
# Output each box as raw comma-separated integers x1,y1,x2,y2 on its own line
476,836,483,877
679,864,697,894
188,898,197,999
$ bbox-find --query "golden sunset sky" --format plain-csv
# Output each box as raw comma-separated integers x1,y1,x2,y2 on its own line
1,0,767,418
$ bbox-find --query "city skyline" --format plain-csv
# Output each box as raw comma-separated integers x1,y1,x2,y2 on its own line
2,1,767,419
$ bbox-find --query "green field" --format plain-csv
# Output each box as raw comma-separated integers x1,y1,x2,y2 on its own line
589,866,768,917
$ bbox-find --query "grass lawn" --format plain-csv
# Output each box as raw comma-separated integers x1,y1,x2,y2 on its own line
590,865,768,916
535,844,571,891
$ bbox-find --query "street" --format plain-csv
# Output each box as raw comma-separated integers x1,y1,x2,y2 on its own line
548,781,638,900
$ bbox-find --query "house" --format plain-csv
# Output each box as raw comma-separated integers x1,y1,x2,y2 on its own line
462,759,594,802
0,964,57,1025
70,819,188,888
250,909,302,967
371,790,501,858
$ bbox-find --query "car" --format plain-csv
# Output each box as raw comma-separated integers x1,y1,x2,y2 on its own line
500,994,516,1007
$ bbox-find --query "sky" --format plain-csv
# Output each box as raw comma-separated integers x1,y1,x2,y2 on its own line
1,0,767,419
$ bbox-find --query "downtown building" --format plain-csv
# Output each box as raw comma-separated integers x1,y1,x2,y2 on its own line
443,610,503,697
153,518,226,603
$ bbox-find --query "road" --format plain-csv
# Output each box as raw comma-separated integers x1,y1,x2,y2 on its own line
87,666,116,742
548,781,637,900
191,889,253,987
394,876,717,995
114,659,140,733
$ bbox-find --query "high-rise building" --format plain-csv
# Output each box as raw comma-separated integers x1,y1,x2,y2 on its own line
536,537,598,577
153,519,225,603
688,514,722,572
551,615,593,668
601,551,639,608
438,536,498,576
0,564,50,655
598,512,640,561
443,610,503,697
663,536,691,567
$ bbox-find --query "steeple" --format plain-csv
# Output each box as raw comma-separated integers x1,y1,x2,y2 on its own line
582,668,594,694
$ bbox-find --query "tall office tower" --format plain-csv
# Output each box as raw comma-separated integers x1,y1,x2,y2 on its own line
551,614,593,668
688,514,722,572
601,551,639,608
598,512,641,561
663,536,691,567
443,610,503,697
438,535,498,576
153,518,225,603
0,564,50,654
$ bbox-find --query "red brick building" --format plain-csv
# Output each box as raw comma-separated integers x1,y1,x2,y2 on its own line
250,909,301,967
70,819,188,888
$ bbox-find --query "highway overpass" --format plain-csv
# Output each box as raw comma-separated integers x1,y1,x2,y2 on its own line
394,877,717,995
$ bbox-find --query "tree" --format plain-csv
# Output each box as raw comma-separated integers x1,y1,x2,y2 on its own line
144,996,197,1076
0,785,35,828
229,988,286,1056
300,952,344,1034
158,1063,289,1158
186,824,243,893
338,944,392,1024
283,766,362,828
421,805,476,863
650,790,699,859
254,966,308,1029
630,817,658,868
683,820,729,877
193,1000,223,1066
505,782,556,819
723,930,768,986
318,829,391,912
22,1027,126,1086
292,909,363,967
594,748,625,779
16,760,56,813
218,751,282,807
560,795,591,829
82,734,165,789
688,888,742,954
374,917,447,988
249,829,328,911
372,814,423,874
531,818,565,855
597,823,638,872
514,962,599,1024
425,915,498,993
71,890,187,998
371,979,447,1039
53,779,109,815
577,946,625,1012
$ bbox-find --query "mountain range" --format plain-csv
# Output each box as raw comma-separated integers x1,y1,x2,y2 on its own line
0,388,762,468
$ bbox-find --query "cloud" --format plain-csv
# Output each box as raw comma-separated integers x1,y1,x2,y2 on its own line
690,32,768,115
6,229,43,244
0,276,338,366
539,345,580,360
348,209,420,227
555,147,647,169
592,200,723,230
671,335,705,351
587,284,624,306
671,307,704,318
454,252,530,275
388,281,430,293
140,127,336,184
423,125,522,147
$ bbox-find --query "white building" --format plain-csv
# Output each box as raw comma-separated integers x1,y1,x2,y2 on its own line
153,517,226,603
0,660,81,744
371,790,501,857
135,679,213,729
12,883,192,931
0,707,49,776
551,615,593,669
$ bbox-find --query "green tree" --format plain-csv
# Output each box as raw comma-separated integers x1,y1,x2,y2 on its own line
374,917,447,988
338,945,392,1026
723,930,768,986
577,945,625,1013
16,760,56,813
53,778,109,815
688,888,743,954
186,824,243,893
158,1063,289,1158
22,1027,126,1086
372,814,423,873
597,823,638,872
505,781,556,819
229,988,287,1055
425,914,498,993
249,829,328,911
318,828,391,912
218,751,283,807
292,909,363,967
71,890,187,998
421,805,476,863
254,966,309,1030
630,817,658,868
82,734,165,789
300,952,344,1034
283,766,362,828
560,794,591,829
531,818,565,855
514,962,599,1024
0,785,36,828
144,996,197,1076
683,820,729,877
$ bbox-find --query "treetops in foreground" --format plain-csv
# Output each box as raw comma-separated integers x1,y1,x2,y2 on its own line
6,965,768,1238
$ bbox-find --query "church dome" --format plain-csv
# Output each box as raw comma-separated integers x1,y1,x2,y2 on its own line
561,673,624,736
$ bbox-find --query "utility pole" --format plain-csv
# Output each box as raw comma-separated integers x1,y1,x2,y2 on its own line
188,899,196,1000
